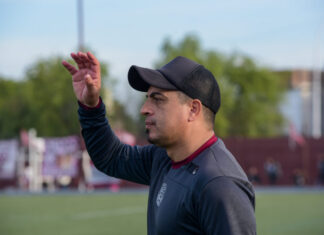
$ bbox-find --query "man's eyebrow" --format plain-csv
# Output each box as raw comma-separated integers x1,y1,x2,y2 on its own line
146,92,167,99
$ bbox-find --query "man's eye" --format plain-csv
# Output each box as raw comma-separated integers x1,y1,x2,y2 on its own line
153,97,162,102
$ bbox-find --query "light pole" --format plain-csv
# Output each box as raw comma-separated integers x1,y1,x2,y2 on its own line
77,0,84,52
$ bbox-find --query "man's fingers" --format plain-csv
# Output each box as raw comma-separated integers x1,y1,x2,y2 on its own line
62,61,78,75
85,74,96,90
87,52,99,66
79,52,92,68
71,52,86,69
77,52,89,69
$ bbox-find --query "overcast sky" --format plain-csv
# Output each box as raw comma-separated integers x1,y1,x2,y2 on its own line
1,0,323,79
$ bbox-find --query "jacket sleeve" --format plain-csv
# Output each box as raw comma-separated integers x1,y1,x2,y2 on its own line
78,100,155,185
197,177,256,235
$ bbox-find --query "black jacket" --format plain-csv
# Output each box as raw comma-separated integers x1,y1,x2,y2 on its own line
78,101,256,235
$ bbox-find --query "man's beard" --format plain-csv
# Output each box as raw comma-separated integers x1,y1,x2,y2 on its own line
146,129,157,144
145,129,170,148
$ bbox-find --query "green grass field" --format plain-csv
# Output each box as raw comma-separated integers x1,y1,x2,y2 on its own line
0,190,323,235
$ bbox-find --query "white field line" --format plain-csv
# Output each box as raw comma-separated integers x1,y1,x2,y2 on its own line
73,206,145,220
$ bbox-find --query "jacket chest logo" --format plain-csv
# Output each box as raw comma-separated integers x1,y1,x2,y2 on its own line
156,182,167,207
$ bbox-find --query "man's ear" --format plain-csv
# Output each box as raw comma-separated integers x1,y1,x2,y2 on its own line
188,99,202,122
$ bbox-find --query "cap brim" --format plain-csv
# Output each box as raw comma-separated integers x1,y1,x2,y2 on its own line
128,65,177,92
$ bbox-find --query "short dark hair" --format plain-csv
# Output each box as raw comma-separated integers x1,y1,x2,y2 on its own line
177,91,215,130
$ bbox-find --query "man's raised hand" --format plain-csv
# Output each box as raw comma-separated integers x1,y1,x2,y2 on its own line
62,52,101,107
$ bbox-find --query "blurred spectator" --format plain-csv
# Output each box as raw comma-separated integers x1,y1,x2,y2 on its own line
42,176,56,192
292,168,305,186
56,175,72,189
247,166,261,185
78,136,93,191
318,155,324,185
81,150,94,191
264,158,281,185
22,162,32,190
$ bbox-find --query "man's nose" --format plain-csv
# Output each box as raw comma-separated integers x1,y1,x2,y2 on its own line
140,101,152,116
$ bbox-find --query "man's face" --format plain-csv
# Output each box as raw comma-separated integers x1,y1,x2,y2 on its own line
140,86,190,148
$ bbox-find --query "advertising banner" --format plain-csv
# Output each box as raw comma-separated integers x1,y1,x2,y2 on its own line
0,139,18,179
43,136,81,177
85,130,136,186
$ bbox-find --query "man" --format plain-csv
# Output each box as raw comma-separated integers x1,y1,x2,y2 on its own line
62,52,256,235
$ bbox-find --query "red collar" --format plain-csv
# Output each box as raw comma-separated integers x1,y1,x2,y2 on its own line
171,135,218,169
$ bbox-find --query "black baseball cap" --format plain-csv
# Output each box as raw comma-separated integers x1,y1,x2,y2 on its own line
128,56,221,114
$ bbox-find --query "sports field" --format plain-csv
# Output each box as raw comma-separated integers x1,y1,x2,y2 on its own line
0,189,323,235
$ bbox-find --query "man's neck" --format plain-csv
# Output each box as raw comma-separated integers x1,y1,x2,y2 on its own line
166,130,215,162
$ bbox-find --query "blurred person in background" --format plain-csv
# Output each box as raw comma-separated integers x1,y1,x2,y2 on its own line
247,166,261,185
292,168,305,186
264,158,281,185
318,155,324,185
62,52,256,235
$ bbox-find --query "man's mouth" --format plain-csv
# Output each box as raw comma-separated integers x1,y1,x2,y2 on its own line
145,120,155,129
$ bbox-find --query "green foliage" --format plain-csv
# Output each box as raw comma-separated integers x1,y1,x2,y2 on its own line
0,79,29,138
223,54,285,137
0,55,111,138
24,57,80,136
108,100,144,135
156,34,286,137
274,70,292,88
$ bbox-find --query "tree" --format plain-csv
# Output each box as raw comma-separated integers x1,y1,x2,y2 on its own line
223,54,285,137
0,78,29,138
0,54,141,139
0,55,110,138
155,34,285,137
24,57,80,136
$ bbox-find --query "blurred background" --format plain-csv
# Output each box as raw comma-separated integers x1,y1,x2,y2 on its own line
0,0,324,234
